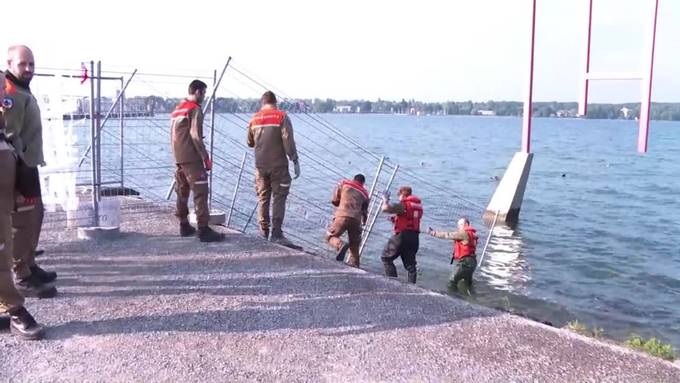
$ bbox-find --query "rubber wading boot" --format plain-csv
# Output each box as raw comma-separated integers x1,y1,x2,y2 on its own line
382,260,398,278
9,306,44,340
198,226,226,242
180,222,197,237
335,243,350,262
407,271,417,284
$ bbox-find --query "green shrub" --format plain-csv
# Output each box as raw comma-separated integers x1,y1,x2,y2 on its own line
566,320,589,336
626,335,676,361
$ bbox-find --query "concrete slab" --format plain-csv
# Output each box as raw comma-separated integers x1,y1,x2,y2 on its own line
2,207,678,382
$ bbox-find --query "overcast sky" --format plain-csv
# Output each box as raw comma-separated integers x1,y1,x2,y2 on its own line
2,0,678,102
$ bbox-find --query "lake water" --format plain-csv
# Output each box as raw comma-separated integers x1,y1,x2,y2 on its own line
294,114,680,348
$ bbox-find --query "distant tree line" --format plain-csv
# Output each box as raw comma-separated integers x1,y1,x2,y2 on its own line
105,96,680,121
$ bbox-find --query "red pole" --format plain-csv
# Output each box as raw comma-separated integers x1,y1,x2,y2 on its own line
521,0,537,154
638,0,659,153
579,0,594,117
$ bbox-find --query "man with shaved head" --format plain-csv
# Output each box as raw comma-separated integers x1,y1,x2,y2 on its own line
1,71,45,340
4,45,57,298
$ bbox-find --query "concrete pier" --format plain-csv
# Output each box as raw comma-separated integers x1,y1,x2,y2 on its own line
1,204,678,382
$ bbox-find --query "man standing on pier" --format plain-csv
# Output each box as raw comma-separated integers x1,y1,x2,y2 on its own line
171,79,225,242
326,174,369,267
247,91,300,247
381,186,423,284
428,217,479,294
1,70,45,340
4,45,57,298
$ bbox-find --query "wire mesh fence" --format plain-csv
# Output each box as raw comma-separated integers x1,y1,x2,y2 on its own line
33,59,497,272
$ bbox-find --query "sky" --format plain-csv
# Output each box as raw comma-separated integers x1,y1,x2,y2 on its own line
2,0,678,102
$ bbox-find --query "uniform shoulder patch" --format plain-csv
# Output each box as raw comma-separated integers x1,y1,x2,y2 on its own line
2,97,13,109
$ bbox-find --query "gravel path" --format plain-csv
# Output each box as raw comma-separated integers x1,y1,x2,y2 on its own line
1,205,678,382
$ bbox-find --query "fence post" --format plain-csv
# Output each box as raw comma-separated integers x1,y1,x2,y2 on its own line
243,202,259,233
227,152,248,228
364,156,385,228
88,61,99,225
209,69,217,209
359,164,399,257
477,210,500,268
96,62,103,211
119,77,125,189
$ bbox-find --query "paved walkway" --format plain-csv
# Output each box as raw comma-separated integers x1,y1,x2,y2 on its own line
1,207,679,382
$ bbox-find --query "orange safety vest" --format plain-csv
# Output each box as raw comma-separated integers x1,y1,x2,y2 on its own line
340,179,369,200
171,100,200,121
393,195,423,234
453,227,478,260
249,108,286,129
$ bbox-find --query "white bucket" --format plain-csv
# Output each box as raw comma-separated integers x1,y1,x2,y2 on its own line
66,201,95,229
98,197,121,227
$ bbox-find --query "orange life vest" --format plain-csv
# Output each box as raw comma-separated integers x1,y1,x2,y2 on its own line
393,195,423,234
340,179,369,200
453,227,478,260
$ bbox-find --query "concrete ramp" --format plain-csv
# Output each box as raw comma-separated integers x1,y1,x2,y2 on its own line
2,209,678,382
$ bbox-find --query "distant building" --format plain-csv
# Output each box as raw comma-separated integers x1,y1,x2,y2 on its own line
621,107,631,118
334,105,352,113
478,110,496,116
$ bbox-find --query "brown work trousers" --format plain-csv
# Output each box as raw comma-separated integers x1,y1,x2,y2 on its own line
0,150,25,312
12,197,42,280
175,161,210,228
326,216,362,267
255,166,291,237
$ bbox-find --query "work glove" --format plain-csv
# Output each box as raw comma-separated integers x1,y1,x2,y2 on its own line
293,160,301,179
427,227,435,236
204,157,213,171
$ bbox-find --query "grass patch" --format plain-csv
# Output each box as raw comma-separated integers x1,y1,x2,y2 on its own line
565,320,603,338
626,335,676,361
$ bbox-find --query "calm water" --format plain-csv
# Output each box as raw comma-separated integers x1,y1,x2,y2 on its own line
314,114,680,348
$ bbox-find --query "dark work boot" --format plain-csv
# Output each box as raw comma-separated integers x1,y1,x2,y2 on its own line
9,306,44,340
30,265,57,284
16,275,58,298
198,226,226,243
180,222,196,237
270,234,296,248
259,228,270,241
34,249,45,257
335,243,350,262
406,265,418,284
0,316,9,330
382,259,398,278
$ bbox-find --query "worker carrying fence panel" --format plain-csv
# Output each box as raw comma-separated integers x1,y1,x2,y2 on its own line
325,174,369,268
